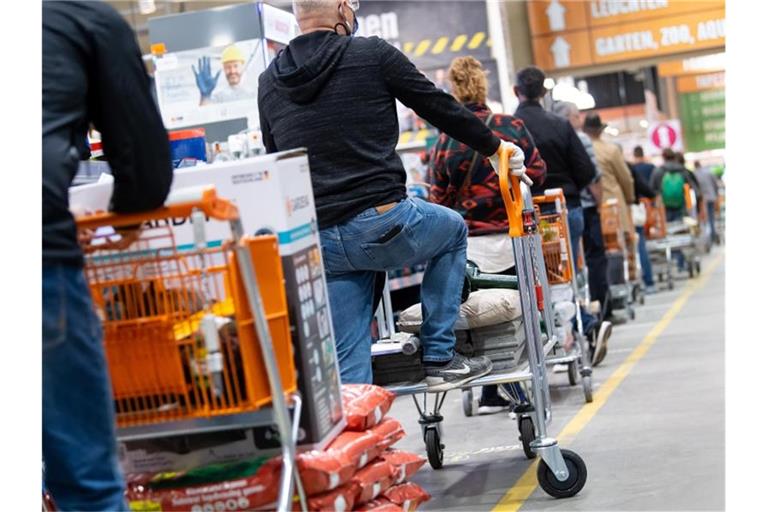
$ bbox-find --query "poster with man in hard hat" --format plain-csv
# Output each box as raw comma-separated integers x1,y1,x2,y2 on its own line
152,38,266,130
194,45,257,105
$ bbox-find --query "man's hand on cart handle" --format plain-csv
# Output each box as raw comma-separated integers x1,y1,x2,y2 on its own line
489,141,533,187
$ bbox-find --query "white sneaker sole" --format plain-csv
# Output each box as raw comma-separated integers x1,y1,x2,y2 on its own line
478,405,508,415
425,366,493,392
592,322,612,367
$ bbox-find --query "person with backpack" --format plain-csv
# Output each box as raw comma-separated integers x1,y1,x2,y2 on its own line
651,148,700,271
428,57,546,414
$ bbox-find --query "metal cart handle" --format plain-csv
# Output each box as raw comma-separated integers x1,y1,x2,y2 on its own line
75,185,239,230
497,145,525,238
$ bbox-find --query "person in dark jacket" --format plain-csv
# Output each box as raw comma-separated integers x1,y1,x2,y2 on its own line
429,56,546,414
514,67,597,275
43,2,173,509
258,0,528,388
629,157,658,293
651,148,699,271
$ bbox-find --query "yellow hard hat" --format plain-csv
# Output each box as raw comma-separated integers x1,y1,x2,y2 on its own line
221,45,245,64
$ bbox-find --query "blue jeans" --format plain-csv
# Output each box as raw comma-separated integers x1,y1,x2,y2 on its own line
666,208,686,270
706,201,717,244
635,226,655,287
567,206,585,266
321,198,468,383
43,265,126,511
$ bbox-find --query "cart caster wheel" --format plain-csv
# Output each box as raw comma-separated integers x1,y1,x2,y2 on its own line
695,261,702,275
567,361,578,386
688,262,695,278
629,307,636,321
668,278,674,290
518,417,536,460
537,449,587,499
425,428,444,469
639,292,645,305
462,388,474,417
582,375,593,403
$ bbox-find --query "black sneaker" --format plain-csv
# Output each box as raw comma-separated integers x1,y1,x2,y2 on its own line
478,394,511,415
425,354,492,392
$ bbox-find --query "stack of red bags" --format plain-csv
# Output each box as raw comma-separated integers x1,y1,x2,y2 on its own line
297,384,431,512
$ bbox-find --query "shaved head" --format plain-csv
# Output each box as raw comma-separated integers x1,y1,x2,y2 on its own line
292,0,352,34
293,0,339,19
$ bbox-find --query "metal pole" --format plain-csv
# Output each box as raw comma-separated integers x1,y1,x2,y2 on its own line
230,218,297,512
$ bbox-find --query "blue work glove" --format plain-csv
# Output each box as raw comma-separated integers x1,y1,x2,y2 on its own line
192,56,221,100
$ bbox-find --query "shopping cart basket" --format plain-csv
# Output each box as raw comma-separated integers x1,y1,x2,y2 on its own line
76,186,305,511
533,189,593,403
599,199,637,320
642,196,675,290
371,151,588,498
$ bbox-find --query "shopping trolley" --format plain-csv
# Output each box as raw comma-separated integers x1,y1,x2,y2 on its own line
646,185,703,282
76,186,306,512
534,189,593,403
642,197,675,290
599,199,638,320
372,151,588,499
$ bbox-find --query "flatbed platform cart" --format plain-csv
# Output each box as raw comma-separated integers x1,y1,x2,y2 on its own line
77,187,306,512
372,153,588,499
534,189,593,403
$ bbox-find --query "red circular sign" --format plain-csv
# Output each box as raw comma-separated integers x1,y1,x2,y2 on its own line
650,123,678,149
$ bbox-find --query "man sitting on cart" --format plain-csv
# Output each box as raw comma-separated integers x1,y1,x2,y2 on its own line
258,0,528,389
428,56,546,414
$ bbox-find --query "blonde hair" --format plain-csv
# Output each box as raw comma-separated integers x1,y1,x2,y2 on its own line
448,56,488,104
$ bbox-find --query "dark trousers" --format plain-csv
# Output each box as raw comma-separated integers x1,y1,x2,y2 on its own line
582,206,609,315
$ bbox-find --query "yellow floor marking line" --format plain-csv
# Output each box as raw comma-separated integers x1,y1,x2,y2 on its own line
493,253,724,512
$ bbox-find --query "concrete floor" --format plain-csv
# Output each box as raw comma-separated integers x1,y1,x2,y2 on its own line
386,246,725,511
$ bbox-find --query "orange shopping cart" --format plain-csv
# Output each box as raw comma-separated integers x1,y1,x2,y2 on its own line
599,198,639,320
642,196,676,290
77,186,305,511
533,189,593,403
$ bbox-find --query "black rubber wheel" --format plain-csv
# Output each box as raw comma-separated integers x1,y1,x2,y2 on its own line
425,428,444,469
639,291,645,305
695,261,702,276
567,361,578,386
582,375,593,403
629,307,636,321
668,276,674,290
462,388,474,417
537,448,588,499
519,417,536,460
688,261,695,278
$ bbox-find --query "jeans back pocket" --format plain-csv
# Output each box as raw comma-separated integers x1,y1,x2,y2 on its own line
359,223,419,270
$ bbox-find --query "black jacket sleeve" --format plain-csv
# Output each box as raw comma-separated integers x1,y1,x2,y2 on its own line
257,85,277,153
631,166,656,200
377,40,500,157
565,123,596,190
89,5,172,213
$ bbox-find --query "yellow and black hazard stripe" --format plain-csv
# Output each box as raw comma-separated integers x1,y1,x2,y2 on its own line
398,128,433,146
401,32,492,58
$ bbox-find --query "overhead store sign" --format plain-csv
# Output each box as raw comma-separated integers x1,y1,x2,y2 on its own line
527,1,725,72
658,51,725,77
679,89,725,152
676,71,725,93
357,0,491,70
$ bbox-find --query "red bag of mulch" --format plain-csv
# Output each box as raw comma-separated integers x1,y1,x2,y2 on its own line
370,418,406,450
302,482,359,512
351,459,397,505
379,450,427,485
354,498,404,512
328,430,385,469
125,457,281,511
341,384,396,431
382,483,431,511
297,450,357,496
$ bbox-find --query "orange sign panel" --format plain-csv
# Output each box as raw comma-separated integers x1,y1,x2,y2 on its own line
658,52,725,77
527,0,589,36
590,8,725,65
532,31,594,71
676,72,725,93
586,0,723,27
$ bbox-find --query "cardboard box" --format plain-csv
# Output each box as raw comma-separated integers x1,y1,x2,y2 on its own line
71,150,345,453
